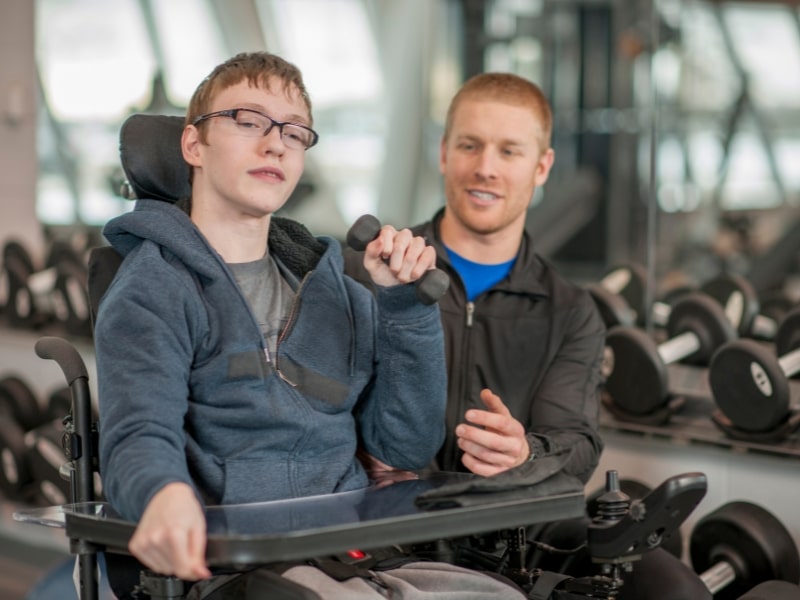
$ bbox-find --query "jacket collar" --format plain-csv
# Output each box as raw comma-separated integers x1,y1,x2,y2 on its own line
420,208,551,299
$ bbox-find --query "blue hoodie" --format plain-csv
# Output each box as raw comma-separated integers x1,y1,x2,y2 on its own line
95,199,446,521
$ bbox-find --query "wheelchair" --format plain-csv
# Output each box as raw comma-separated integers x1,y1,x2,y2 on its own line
19,113,720,600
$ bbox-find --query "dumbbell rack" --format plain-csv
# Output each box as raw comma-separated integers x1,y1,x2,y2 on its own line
600,365,800,460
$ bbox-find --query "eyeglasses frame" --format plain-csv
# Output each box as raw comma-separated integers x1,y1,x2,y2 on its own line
191,108,319,150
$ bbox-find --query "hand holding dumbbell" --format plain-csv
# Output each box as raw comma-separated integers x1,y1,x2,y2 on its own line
346,214,449,305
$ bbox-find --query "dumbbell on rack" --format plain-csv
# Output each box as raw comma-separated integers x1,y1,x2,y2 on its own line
700,273,787,341
603,292,737,424
737,580,800,599
0,375,80,506
2,238,92,337
588,263,697,330
708,306,800,441
588,264,647,328
690,501,800,600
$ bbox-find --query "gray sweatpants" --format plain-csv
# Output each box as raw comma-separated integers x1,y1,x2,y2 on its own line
188,561,527,599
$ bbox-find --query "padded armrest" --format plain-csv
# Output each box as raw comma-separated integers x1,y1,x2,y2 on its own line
119,113,189,202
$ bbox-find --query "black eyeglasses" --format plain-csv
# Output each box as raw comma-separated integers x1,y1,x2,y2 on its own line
192,108,319,150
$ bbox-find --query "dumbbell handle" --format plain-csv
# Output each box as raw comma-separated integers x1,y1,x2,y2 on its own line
600,270,631,295
752,314,778,339
700,561,737,595
346,214,450,305
779,346,800,378
651,301,671,327
657,330,701,365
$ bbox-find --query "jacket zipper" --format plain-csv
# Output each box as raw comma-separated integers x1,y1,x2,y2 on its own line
466,301,475,327
271,272,312,387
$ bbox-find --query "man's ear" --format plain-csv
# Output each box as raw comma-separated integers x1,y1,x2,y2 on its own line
181,125,202,168
534,148,555,187
438,137,448,175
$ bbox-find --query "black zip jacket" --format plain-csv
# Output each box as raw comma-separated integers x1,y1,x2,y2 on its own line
344,209,605,483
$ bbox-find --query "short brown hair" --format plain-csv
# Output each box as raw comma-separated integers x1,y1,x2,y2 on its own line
186,52,313,142
443,72,552,150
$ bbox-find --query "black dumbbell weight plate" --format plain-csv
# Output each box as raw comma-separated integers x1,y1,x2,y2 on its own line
0,376,43,431
601,264,647,323
667,292,737,365
605,326,669,415
709,339,790,433
24,420,70,506
0,418,34,500
700,273,760,337
691,501,800,600
775,307,800,361
587,283,636,328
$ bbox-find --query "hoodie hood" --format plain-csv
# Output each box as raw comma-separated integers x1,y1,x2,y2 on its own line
103,198,328,282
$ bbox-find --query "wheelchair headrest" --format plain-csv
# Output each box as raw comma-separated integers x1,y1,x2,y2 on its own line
119,113,190,202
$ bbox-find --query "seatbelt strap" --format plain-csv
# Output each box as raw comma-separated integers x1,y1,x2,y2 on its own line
528,571,573,600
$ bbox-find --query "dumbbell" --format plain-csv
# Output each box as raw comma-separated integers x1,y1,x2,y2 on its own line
708,306,800,434
590,264,695,329
701,273,782,341
0,375,48,502
594,264,647,325
737,580,800,599
604,292,737,416
0,376,76,505
690,501,800,600
3,238,91,336
346,214,450,305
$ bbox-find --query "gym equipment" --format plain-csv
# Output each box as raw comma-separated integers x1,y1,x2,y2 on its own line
708,305,800,438
0,375,43,501
701,273,779,341
737,580,800,599
2,237,91,337
346,214,450,305
604,291,737,422
587,282,637,328
588,264,696,329
0,375,83,505
592,264,647,327
690,501,800,600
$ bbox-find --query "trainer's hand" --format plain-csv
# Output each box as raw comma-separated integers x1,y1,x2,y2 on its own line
361,225,437,288
128,482,211,581
455,388,530,477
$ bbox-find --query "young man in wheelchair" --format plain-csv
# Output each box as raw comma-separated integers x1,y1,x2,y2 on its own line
93,51,531,599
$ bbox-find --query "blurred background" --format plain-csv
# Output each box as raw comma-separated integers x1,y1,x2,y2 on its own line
4,0,800,299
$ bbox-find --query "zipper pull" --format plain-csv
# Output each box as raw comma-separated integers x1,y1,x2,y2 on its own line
466,301,474,327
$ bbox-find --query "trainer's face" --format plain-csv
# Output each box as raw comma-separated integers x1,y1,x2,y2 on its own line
440,98,554,236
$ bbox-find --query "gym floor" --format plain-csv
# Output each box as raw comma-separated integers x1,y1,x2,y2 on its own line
0,513,69,599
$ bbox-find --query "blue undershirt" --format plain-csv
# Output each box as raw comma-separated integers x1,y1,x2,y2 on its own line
445,246,516,301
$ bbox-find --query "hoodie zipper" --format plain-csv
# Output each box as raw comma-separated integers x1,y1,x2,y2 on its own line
466,301,475,327
271,272,312,387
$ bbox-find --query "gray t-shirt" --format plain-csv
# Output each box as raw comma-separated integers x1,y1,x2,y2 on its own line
228,253,296,361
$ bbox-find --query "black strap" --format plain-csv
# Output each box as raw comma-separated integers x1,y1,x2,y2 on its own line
309,546,418,582
528,571,573,600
